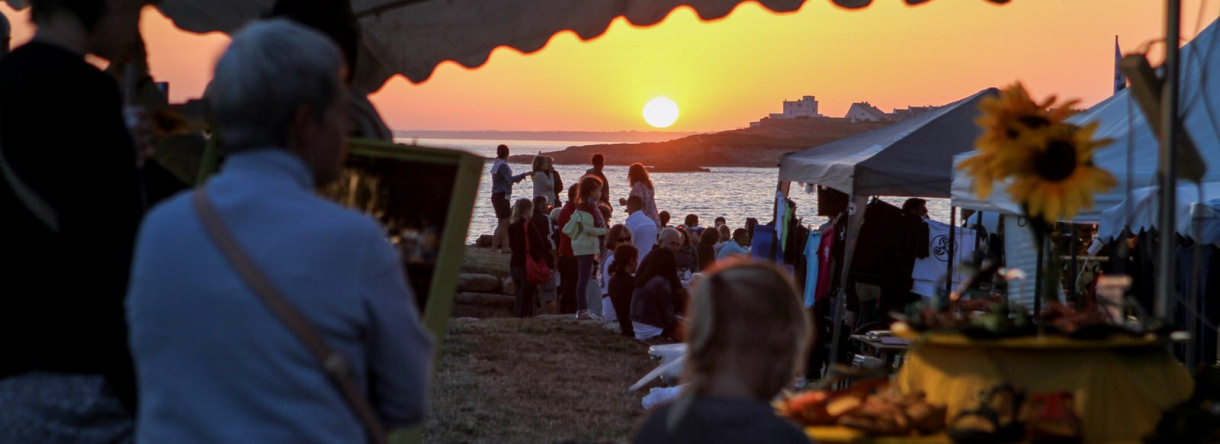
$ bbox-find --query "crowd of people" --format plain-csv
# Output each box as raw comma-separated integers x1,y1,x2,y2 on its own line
0,0,814,442
490,147,761,344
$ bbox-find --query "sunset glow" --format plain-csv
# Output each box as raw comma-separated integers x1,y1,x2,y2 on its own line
2,1,1217,133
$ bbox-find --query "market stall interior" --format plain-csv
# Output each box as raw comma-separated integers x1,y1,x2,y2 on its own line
758,3,1219,443
4,0,1217,442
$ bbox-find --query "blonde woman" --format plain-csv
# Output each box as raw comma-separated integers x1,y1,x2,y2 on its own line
627,163,661,226
531,156,556,206
633,259,811,443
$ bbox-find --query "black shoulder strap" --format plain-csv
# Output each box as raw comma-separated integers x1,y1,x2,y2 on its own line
191,188,388,444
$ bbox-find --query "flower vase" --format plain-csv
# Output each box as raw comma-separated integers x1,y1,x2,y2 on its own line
1029,220,1061,329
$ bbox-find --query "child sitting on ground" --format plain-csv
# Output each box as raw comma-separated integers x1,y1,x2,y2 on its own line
633,258,812,444
608,244,638,337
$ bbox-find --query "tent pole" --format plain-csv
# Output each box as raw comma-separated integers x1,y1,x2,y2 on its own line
1155,0,1180,320
946,207,956,298
828,195,867,374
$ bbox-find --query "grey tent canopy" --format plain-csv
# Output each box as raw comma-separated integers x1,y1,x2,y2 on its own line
778,88,997,198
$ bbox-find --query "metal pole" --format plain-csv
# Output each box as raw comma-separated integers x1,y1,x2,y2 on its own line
828,195,866,372
1155,0,1180,320
947,207,956,297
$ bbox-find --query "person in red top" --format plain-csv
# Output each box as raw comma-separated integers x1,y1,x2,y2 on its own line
555,184,579,313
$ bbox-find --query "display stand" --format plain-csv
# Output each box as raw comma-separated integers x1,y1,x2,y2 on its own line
890,323,1192,443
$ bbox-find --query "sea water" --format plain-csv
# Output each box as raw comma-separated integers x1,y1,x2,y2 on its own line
402,138,952,243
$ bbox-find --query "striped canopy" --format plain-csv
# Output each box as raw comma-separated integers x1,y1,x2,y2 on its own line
0,0,1010,89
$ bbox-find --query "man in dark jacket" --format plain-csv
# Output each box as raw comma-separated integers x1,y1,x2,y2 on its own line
0,0,149,441
586,153,610,207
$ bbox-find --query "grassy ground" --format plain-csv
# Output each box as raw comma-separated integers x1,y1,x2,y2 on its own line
422,317,656,443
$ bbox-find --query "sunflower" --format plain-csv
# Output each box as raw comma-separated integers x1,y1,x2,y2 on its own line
1004,122,1116,223
975,83,1079,154
962,83,1082,199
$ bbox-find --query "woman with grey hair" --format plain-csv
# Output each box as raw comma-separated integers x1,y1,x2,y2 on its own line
126,19,433,443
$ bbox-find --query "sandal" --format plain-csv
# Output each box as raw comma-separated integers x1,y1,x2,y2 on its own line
947,385,1025,444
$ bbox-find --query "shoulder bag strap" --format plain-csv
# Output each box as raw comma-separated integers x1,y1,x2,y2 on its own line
191,189,389,444
0,137,60,232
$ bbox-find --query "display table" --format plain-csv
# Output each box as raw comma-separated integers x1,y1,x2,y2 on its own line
891,324,1193,443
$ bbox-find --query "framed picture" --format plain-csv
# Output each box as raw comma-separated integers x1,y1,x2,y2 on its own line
322,139,482,342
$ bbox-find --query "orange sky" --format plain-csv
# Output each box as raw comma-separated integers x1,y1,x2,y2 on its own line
3,1,1218,132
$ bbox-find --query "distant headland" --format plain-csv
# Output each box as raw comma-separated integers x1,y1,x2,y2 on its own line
506,117,889,171
394,130,698,144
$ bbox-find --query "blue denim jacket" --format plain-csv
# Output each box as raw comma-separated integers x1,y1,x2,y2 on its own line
126,149,434,443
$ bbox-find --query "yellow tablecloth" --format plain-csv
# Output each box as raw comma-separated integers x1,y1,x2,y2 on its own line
893,337,1192,443
805,427,948,443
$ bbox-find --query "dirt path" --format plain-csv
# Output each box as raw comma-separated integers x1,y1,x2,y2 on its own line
423,317,657,443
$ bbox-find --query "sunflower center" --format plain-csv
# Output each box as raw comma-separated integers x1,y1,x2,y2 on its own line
1018,114,1051,129
1033,140,1077,181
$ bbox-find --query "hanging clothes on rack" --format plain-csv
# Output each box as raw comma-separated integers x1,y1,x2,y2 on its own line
803,228,822,308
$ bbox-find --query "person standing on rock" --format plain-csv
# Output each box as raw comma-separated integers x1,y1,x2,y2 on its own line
490,144,528,252
546,156,564,207
625,162,660,227
530,155,554,206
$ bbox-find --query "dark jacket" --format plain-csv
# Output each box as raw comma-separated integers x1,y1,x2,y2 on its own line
676,245,699,272
0,42,146,409
609,270,636,336
532,210,554,252
631,276,677,330
509,219,553,269
556,201,576,257
586,167,610,205
550,170,564,207
698,243,716,271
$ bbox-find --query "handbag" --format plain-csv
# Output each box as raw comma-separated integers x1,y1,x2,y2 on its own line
523,220,552,285
191,189,388,444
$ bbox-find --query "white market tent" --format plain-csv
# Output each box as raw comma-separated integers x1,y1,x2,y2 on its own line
950,18,1220,223
1098,182,1220,243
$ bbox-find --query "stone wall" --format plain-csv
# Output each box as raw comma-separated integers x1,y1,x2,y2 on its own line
453,246,515,318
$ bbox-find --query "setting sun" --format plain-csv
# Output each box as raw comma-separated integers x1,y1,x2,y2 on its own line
642,97,679,128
